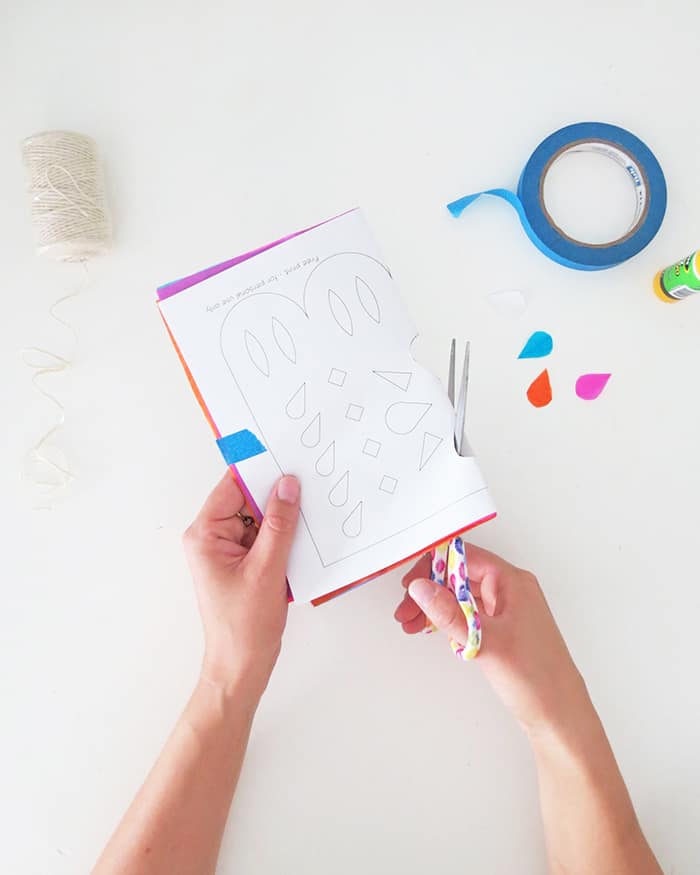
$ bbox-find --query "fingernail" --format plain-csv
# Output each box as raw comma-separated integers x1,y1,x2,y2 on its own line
277,475,300,504
408,578,436,609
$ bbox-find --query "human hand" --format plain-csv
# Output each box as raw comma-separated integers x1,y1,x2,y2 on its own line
394,544,590,738
183,471,300,697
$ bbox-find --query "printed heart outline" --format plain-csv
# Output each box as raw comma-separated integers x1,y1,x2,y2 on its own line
220,253,482,567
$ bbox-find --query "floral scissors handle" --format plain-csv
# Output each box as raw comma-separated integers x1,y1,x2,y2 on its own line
429,536,481,660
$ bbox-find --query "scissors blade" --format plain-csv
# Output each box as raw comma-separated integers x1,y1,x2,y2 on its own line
454,341,470,456
447,338,456,407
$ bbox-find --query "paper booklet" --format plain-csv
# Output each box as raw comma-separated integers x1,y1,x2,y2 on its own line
158,209,495,604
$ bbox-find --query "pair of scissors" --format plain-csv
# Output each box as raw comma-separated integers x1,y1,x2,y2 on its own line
427,339,482,660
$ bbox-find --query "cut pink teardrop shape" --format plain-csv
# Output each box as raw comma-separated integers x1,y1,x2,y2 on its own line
575,373,611,401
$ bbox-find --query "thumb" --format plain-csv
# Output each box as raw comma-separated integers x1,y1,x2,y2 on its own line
408,578,469,645
247,475,301,581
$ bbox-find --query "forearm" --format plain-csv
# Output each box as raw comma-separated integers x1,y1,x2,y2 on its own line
529,691,662,875
93,671,262,875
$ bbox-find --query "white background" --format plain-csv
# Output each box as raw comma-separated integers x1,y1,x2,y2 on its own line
2,1,699,873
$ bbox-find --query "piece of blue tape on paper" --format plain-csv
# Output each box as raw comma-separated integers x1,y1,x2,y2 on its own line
217,430,266,464
447,122,667,271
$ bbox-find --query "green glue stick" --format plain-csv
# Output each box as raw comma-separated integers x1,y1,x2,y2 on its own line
654,251,700,302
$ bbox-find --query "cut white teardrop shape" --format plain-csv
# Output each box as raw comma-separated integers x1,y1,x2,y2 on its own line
385,401,431,435
342,500,363,537
285,383,306,419
244,329,270,377
355,276,380,323
328,470,349,507
300,412,321,448
486,288,528,319
315,441,335,476
328,289,353,335
271,317,297,363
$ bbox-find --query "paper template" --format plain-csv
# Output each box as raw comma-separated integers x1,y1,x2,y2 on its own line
159,210,495,603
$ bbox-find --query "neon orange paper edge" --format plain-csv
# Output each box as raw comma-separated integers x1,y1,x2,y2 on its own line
160,313,221,438
159,313,265,525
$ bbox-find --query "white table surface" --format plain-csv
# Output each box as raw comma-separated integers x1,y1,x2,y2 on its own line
3,1,699,872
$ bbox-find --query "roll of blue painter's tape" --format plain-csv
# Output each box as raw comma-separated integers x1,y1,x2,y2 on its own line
447,122,667,271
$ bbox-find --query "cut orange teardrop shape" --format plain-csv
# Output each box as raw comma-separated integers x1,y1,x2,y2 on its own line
527,369,552,408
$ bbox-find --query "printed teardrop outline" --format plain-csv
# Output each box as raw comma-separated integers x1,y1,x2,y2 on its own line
315,441,335,476
355,276,381,323
244,329,270,377
301,412,321,448
385,401,431,435
328,289,354,336
285,383,306,419
328,470,349,507
342,500,363,537
271,317,297,363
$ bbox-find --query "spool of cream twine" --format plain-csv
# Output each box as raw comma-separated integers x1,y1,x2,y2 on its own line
22,130,111,260
21,131,111,505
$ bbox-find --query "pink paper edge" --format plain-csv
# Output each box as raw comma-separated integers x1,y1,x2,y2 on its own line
157,208,358,300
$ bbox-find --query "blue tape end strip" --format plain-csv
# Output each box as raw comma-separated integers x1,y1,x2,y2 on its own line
447,193,481,217
217,429,266,465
